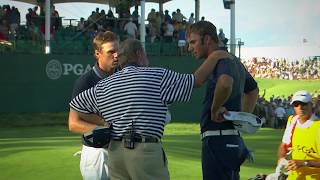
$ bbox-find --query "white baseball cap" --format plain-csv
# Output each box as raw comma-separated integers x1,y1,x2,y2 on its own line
290,90,312,105
224,111,262,134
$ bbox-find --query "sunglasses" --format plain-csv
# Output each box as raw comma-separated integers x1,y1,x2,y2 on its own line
292,101,308,107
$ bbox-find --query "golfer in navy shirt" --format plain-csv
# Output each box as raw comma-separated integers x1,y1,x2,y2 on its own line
187,21,259,180
68,31,119,180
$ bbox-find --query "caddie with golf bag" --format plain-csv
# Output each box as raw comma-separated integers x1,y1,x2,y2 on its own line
275,90,320,180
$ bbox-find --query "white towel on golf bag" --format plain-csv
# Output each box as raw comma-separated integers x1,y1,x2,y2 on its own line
265,158,288,180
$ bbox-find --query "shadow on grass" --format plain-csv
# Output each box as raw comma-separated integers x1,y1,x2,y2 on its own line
0,136,82,158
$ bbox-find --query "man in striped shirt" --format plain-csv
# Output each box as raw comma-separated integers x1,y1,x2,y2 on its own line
69,39,225,180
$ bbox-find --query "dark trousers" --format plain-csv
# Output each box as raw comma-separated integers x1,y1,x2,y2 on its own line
201,135,249,180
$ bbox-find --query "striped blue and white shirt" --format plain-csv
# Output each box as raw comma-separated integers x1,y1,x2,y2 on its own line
70,65,195,139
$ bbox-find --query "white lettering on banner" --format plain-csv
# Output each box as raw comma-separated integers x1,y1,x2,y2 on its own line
46,59,92,80
63,64,73,75
73,64,84,75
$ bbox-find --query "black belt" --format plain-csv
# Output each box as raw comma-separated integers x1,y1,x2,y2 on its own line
113,136,159,143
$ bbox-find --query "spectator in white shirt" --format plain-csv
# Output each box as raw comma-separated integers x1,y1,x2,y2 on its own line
274,103,287,128
124,18,138,39
163,20,174,42
188,13,195,24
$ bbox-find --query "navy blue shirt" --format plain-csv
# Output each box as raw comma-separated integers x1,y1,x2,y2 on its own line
200,58,257,133
71,63,110,146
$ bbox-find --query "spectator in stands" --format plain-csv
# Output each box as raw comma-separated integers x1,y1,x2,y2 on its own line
274,103,287,128
164,10,172,24
253,98,267,126
174,9,186,23
33,6,38,16
0,19,9,41
97,10,106,32
177,22,187,56
51,5,60,30
77,17,85,33
124,17,138,39
131,5,139,27
147,9,156,29
188,13,195,24
26,8,32,27
88,11,98,30
241,57,320,80
146,23,156,43
218,28,228,51
171,11,177,23
163,20,174,42
154,12,161,39
106,9,115,30
284,103,294,118
8,6,20,40
26,7,39,44
201,16,205,21
314,95,320,117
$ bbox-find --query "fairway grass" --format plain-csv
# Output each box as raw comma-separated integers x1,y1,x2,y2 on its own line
256,78,320,100
0,123,284,180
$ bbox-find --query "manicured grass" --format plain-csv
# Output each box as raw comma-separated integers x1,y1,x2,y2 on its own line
0,123,283,180
256,78,320,100
2,78,316,179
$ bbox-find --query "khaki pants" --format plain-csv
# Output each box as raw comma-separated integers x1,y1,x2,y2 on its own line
108,140,169,180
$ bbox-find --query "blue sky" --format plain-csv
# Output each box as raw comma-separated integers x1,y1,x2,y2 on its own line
2,0,320,48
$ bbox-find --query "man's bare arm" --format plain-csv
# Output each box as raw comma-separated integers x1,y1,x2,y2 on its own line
194,50,232,87
285,159,320,170
211,74,233,122
68,108,107,134
277,143,288,162
242,88,259,113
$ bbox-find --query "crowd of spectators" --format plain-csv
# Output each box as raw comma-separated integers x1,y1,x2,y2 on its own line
68,5,201,44
253,89,320,129
74,6,202,55
0,5,21,41
1,3,215,52
0,1,231,57
0,4,61,44
241,57,320,80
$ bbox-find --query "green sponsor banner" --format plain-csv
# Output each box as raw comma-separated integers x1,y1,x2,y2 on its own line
0,54,205,121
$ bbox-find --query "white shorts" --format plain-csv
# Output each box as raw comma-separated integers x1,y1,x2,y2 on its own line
80,145,109,180
178,40,186,47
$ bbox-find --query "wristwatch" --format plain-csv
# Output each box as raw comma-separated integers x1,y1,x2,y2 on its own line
304,161,310,166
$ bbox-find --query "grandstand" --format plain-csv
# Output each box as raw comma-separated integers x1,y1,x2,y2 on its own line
1,0,188,55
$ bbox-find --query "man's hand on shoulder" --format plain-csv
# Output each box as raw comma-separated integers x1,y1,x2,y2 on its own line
194,50,232,88
206,50,232,62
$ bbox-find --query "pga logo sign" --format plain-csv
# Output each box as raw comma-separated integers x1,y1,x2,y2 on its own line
46,59,91,80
